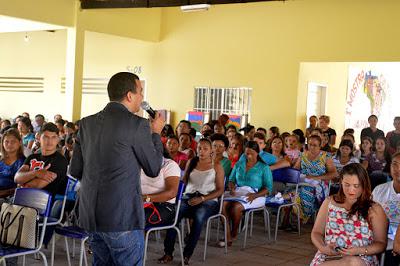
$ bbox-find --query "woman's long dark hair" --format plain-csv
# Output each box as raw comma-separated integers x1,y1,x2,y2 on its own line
333,163,373,219
183,138,212,183
245,140,265,164
336,139,354,159
374,136,392,173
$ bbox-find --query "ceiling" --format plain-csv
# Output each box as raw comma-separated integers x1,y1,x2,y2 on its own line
81,0,283,9
0,15,65,33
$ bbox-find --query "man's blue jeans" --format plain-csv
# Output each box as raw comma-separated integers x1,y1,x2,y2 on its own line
89,230,144,266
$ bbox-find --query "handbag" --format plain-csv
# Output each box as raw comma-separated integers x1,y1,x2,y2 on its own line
143,202,162,225
0,203,39,249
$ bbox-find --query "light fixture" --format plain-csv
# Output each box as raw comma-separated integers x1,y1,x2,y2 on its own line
180,4,210,12
24,32,29,42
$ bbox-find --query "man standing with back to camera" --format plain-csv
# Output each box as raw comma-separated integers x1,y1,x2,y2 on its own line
70,72,164,266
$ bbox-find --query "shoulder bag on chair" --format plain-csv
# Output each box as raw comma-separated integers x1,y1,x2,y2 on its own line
0,202,39,249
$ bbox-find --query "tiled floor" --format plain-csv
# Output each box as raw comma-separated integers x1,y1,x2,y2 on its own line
25,215,317,266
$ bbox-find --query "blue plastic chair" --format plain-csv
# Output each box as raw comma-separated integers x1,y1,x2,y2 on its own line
143,181,185,266
50,177,87,266
266,167,301,241
0,188,52,266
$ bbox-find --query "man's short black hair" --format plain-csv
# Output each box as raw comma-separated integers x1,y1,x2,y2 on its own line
40,122,59,135
210,133,229,148
179,120,191,128
107,72,140,102
35,114,45,120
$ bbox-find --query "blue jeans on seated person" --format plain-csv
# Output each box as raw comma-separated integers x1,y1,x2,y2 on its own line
163,199,218,258
89,230,144,266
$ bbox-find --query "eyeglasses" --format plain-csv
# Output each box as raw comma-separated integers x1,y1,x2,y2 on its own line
212,144,225,148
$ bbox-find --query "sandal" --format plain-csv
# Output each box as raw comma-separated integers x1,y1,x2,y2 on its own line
217,240,232,248
157,254,173,264
184,257,190,265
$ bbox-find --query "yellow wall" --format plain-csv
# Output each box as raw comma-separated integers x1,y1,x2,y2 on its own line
0,30,156,121
0,30,67,120
151,0,400,130
2,0,400,131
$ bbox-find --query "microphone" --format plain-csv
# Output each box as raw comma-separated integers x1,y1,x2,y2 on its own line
140,101,156,119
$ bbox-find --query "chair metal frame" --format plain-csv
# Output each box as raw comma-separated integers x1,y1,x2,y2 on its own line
241,205,271,249
266,167,301,241
0,188,52,266
51,177,88,266
203,192,227,261
143,181,185,266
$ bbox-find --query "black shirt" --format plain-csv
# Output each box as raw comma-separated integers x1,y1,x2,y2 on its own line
24,151,68,196
360,127,384,143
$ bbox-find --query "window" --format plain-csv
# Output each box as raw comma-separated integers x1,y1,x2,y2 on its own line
194,87,252,121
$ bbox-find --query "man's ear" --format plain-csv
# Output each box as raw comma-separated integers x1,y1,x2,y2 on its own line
126,91,133,102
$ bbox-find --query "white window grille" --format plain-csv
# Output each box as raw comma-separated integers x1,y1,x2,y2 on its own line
194,87,252,121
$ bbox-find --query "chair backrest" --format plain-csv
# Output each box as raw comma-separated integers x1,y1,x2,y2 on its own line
272,167,300,184
171,181,185,227
13,188,52,217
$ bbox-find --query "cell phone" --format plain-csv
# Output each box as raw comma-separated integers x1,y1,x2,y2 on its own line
334,246,343,252
325,255,343,261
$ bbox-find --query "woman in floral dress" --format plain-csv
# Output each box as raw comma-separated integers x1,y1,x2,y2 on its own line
310,163,387,265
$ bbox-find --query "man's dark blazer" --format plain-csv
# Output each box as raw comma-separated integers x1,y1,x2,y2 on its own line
70,102,163,232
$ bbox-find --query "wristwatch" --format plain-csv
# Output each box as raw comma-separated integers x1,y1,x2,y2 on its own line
145,195,151,203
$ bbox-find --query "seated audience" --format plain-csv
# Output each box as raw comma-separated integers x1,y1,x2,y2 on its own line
341,133,361,159
269,136,290,162
161,124,175,145
226,126,237,143
319,115,337,146
200,123,213,138
256,127,267,135
179,133,195,160
331,139,360,194
214,122,226,135
53,114,62,123
210,133,232,179
372,152,400,266
320,133,335,154
361,115,384,144
62,134,74,164
244,132,289,169
266,126,280,149
166,135,188,170
64,122,76,135
31,132,41,154
294,135,337,223
228,133,244,168
332,140,360,174
285,134,301,166
292,129,306,151
141,150,180,227
393,226,400,262
360,136,373,162
310,163,387,265
159,138,224,265
0,119,11,132
386,117,400,154
362,136,391,189
218,114,229,128
14,123,68,196
222,141,273,246
0,128,25,198
33,114,45,133
305,115,318,139
240,124,255,142
18,116,35,150
176,120,197,152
